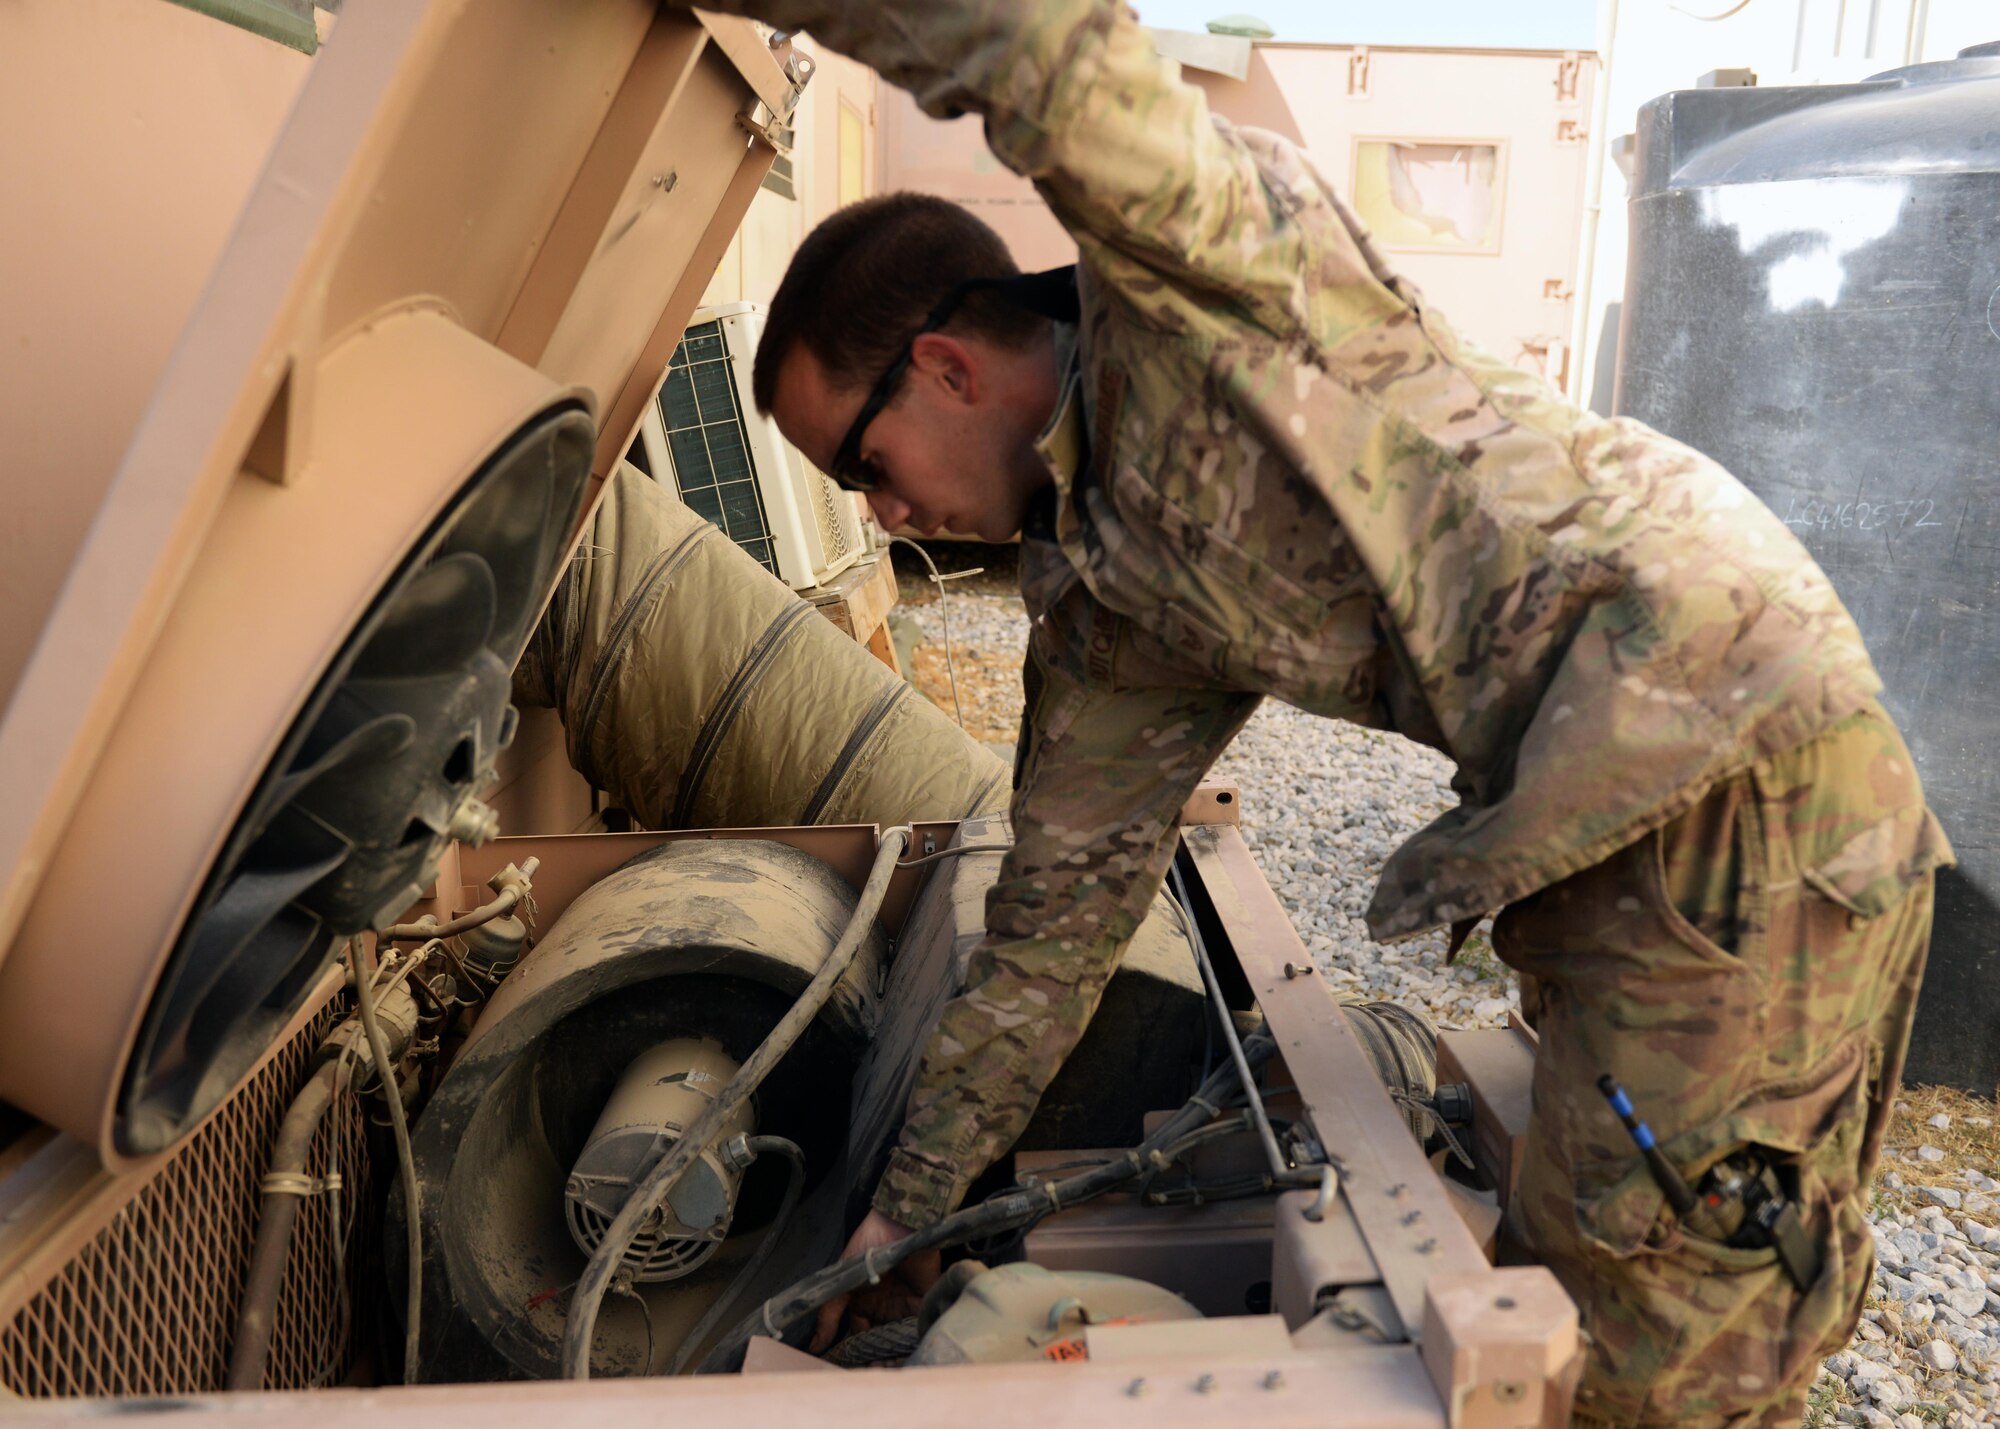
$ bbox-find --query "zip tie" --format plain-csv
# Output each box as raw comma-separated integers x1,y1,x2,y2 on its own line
863,1245,889,1286
1188,1094,1221,1118
260,1171,342,1198
762,1299,783,1336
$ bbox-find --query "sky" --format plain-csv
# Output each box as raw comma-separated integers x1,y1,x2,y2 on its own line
1132,1,1599,51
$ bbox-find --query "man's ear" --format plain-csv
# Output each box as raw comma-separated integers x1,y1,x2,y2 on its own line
908,331,979,402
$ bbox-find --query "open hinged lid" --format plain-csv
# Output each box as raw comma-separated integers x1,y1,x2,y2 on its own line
0,0,805,1165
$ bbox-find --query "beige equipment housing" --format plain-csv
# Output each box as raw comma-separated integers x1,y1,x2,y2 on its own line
0,2,1578,1424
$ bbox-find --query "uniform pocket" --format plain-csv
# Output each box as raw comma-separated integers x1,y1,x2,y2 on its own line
1572,1030,1869,1262
1756,703,1954,921
1802,803,1952,920
1647,776,1762,967
1553,1037,1870,1421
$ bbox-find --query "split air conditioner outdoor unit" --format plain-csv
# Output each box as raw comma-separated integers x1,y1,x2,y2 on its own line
635,302,866,591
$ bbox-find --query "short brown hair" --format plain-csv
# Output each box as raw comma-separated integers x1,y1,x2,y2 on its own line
751,192,1046,413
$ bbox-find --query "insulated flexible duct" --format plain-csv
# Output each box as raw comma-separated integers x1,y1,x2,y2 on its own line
516,467,1010,830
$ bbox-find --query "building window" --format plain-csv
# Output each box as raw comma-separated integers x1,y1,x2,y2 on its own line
1351,139,1505,253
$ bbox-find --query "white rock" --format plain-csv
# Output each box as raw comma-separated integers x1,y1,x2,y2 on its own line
1918,1145,1947,1163
1944,1287,1987,1317
1922,1339,1958,1372
1919,1185,1965,1210
1867,1375,1907,1410
1929,1113,1953,1130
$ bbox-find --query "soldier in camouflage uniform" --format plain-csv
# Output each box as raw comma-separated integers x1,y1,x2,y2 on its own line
680,1,1952,1420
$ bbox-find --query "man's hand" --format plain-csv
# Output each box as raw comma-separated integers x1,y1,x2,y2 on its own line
809,1209,941,1354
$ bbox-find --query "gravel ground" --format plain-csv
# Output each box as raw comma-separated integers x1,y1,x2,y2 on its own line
892,542,2000,1425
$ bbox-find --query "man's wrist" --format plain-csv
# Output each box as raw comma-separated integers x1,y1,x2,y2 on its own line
872,1147,961,1229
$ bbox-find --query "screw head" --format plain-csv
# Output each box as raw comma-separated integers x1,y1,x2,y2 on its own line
1193,1374,1216,1395
1262,1370,1285,1391
1494,1380,1527,1404
1125,1378,1147,1398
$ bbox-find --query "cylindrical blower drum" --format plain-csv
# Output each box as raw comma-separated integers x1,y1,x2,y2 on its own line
1614,44,2000,1091
393,839,886,1381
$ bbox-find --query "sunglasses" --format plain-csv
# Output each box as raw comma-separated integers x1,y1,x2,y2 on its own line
825,277,1012,493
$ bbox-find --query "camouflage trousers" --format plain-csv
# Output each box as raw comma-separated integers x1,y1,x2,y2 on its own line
1494,702,1946,1427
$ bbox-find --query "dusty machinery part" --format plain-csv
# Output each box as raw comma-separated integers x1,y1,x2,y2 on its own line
560,827,909,1380
662,1135,806,1378
695,1035,1281,1373
229,975,422,1390
905,1263,1201,1367
393,838,887,1382
457,915,529,993
563,1040,756,1284
1338,1001,1440,1145
514,465,1009,831
113,408,591,1158
824,1318,924,1369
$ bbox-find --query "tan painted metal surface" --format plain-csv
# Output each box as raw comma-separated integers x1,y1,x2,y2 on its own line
0,0,312,718
7,1348,1450,1426
0,0,792,1165
1182,822,1492,1336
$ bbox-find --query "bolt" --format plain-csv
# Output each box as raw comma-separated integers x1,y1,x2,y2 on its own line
1400,1210,1425,1227
1125,1378,1147,1398
1262,1370,1285,1391
652,171,679,191
1387,1182,1408,1199
447,796,499,848
1193,1374,1216,1395
1494,1380,1527,1404
1495,1296,1517,1311
1283,961,1314,979
1416,1238,1438,1256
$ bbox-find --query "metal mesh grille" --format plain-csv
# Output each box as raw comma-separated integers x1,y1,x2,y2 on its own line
0,1002,374,1398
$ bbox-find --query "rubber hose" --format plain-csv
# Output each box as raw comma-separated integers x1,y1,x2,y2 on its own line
227,1060,345,1390
516,467,1008,831
824,1317,922,1369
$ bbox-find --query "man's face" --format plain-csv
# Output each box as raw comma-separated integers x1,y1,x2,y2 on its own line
769,336,1044,545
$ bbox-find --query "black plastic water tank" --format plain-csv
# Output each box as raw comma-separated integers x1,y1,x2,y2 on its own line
1616,44,2000,1093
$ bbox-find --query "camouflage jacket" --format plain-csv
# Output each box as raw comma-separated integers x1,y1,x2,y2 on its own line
688,0,1885,1227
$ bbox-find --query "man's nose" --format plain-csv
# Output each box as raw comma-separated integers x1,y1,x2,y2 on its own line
867,490,911,530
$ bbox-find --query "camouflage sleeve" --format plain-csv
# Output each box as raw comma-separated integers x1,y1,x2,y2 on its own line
683,0,1314,336
873,603,1260,1226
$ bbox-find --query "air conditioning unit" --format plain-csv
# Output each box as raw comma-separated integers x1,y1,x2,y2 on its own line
634,302,866,591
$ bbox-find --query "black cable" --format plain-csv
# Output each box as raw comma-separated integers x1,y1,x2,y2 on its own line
665,1136,807,1376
